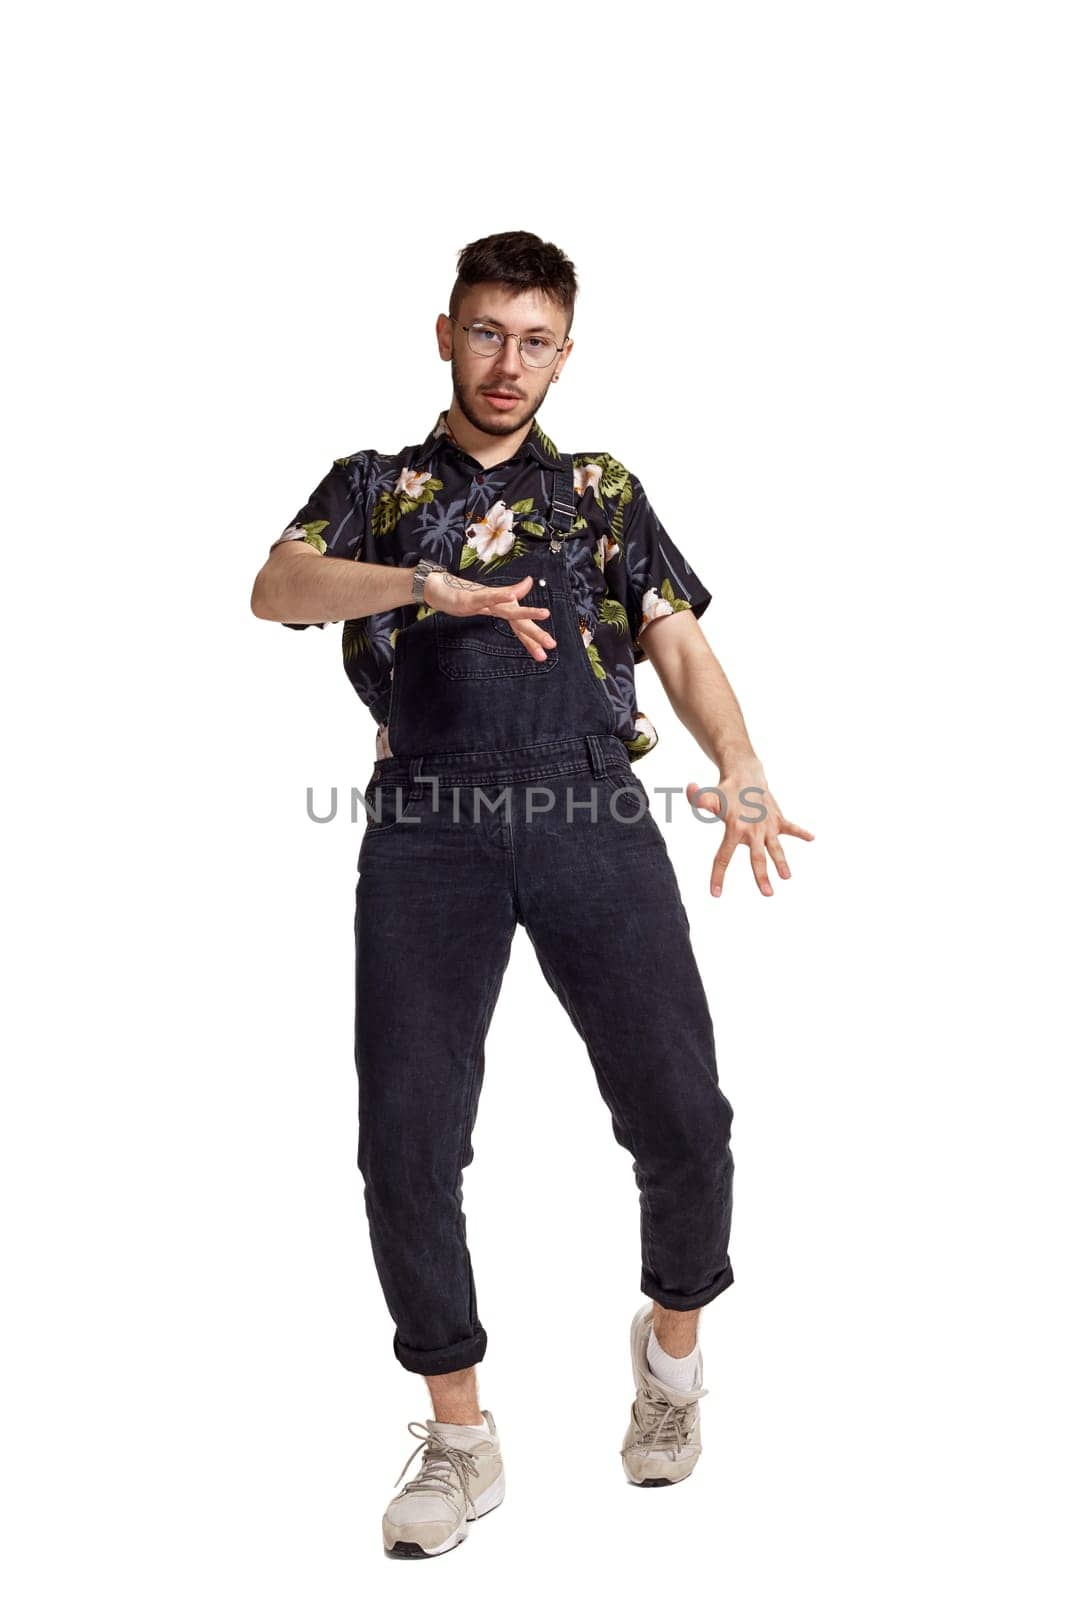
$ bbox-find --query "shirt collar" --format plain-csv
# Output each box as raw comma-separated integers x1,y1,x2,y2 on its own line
410,409,562,472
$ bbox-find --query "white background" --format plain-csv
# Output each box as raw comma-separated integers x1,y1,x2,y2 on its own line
4,2,1063,1594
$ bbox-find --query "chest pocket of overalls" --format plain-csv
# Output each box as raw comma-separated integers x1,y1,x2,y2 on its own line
434,576,559,680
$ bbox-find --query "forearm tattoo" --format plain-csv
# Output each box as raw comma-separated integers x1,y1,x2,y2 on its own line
438,573,487,593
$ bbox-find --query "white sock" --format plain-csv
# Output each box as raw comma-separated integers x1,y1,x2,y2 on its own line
647,1324,700,1391
434,1414,490,1435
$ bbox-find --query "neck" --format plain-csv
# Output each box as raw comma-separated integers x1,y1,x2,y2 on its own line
444,402,534,470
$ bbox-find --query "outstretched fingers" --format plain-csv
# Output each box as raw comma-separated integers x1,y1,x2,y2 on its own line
778,817,816,841
765,835,791,880
710,835,737,898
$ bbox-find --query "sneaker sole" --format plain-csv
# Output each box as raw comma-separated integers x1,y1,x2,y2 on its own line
383,1470,505,1559
622,1453,699,1487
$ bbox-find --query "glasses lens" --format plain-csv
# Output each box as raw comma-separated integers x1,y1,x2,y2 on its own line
467,325,503,356
519,336,557,367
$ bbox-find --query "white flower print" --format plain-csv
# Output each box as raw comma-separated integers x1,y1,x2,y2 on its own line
579,620,595,649
466,499,516,561
395,467,433,498
574,461,603,496
641,587,675,628
633,713,657,747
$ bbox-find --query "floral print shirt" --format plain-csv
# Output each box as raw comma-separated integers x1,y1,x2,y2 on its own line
271,411,711,763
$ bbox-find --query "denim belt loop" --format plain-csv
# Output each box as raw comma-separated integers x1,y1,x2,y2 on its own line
410,754,426,802
585,733,611,779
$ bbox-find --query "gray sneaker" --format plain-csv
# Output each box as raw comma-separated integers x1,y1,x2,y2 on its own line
620,1301,708,1486
382,1410,505,1559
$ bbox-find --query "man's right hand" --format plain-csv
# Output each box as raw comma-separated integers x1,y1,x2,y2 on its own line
424,571,557,662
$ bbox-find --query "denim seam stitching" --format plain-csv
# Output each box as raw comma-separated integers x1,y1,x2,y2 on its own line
382,734,621,764
605,773,647,817
361,783,425,835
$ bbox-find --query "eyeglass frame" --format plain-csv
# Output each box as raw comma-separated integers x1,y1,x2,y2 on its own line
447,315,569,369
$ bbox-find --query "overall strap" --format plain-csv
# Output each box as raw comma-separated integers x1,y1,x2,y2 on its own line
546,455,576,540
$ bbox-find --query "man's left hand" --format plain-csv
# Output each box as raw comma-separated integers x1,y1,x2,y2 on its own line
685,762,814,898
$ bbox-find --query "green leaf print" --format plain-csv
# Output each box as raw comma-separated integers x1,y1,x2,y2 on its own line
575,453,631,513
610,483,632,543
510,498,535,515
293,519,328,553
532,421,559,460
371,493,401,539
598,456,632,505
659,578,693,615
585,643,607,680
573,454,634,540
342,619,369,661
598,597,629,633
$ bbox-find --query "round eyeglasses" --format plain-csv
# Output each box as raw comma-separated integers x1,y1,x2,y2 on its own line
448,316,566,369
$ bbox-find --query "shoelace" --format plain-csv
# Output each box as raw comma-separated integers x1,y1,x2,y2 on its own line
624,1379,701,1460
392,1422,482,1521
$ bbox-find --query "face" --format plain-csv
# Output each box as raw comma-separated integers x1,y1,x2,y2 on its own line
437,285,573,439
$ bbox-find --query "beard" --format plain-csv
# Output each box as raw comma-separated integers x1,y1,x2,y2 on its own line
451,357,550,439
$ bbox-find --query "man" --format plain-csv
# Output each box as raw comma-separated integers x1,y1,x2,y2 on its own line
250,230,813,1559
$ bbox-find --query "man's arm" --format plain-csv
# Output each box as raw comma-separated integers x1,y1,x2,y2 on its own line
249,543,556,656
640,609,814,896
250,541,420,624
638,609,759,771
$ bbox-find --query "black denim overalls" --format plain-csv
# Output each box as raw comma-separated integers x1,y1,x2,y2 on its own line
354,455,736,1377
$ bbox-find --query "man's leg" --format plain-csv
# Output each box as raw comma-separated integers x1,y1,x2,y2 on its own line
354,815,518,1389
517,785,735,1314
652,1304,700,1355
424,1368,484,1426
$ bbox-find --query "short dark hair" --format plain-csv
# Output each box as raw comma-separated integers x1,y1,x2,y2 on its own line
448,231,578,337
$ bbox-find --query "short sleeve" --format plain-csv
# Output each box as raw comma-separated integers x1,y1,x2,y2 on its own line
270,455,368,631
619,473,712,664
